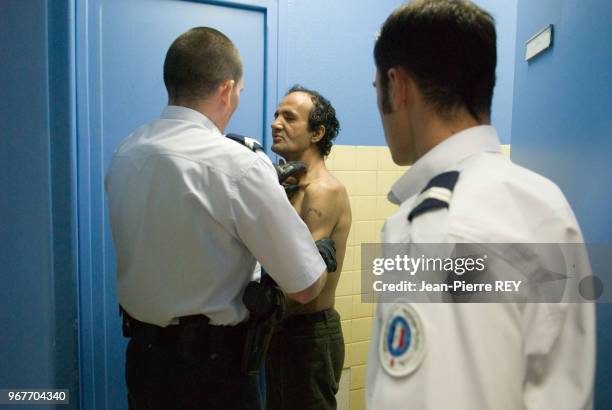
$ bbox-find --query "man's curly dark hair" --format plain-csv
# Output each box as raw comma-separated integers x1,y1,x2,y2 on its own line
286,85,340,157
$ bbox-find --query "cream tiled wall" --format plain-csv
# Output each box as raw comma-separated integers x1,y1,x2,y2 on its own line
327,144,511,410
327,145,407,410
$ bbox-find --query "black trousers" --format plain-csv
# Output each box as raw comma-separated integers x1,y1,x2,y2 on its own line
126,328,261,410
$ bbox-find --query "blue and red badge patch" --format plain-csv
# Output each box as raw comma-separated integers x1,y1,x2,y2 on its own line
379,303,426,377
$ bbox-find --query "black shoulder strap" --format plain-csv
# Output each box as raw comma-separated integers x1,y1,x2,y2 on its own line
225,133,264,152
408,171,460,221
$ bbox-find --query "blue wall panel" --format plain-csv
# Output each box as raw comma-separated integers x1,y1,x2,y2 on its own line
280,0,516,147
0,0,55,392
475,0,517,144
0,0,78,407
511,0,612,408
279,0,403,148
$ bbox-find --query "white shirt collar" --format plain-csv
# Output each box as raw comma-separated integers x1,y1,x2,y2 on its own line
388,125,502,204
161,105,222,136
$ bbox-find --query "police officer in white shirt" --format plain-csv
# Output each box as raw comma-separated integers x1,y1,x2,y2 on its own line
105,27,331,410
366,1,595,409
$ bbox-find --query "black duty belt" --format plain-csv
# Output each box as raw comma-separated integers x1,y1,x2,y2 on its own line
120,307,247,360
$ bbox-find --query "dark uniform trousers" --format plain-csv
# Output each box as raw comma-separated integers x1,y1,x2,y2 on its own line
265,309,345,410
125,314,261,410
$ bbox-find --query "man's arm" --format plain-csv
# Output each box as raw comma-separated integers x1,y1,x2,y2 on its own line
299,183,341,240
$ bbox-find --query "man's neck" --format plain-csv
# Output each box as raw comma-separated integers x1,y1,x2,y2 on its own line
283,148,326,179
413,108,488,161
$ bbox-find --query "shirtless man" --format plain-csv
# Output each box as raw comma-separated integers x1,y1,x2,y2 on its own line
265,86,352,410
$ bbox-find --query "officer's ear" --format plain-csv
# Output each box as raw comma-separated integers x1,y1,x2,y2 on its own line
218,79,235,107
311,125,325,144
386,67,412,112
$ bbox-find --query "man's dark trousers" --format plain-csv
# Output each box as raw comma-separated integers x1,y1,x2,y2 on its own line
265,309,345,410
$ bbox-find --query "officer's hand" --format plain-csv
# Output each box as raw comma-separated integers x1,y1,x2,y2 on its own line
316,238,337,272
274,159,306,197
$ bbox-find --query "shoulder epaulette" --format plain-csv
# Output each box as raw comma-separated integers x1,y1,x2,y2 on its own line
408,170,460,222
225,133,264,152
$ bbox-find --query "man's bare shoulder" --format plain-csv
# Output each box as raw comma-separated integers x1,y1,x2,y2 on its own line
303,171,349,203
301,170,351,230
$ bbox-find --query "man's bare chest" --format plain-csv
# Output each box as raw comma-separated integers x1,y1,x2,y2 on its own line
289,190,306,217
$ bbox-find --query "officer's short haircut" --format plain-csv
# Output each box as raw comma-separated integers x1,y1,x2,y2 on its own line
287,85,340,158
374,0,496,120
164,27,243,102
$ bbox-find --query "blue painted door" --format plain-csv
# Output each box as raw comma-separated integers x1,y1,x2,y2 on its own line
76,0,277,408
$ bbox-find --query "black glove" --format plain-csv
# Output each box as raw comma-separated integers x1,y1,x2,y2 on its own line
274,160,306,197
316,238,337,272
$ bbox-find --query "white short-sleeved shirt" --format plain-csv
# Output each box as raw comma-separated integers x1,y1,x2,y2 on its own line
365,126,595,410
105,106,325,326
